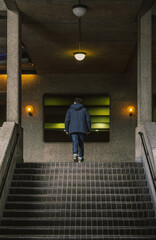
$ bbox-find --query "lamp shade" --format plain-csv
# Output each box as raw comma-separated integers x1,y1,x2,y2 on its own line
72,5,87,17
74,52,86,61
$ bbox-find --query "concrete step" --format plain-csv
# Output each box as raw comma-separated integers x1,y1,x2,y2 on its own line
5,201,153,210
3,208,155,218
9,186,149,195
10,180,148,188
0,226,156,235
7,193,151,202
14,168,145,175
0,235,156,240
16,162,144,169
1,217,156,227
12,173,146,181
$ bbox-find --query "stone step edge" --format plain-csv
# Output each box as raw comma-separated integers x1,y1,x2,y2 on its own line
16,162,143,165
0,226,155,230
11,180,147,183
7,193,150,197
9,186,149,190
14,172,145,175
0,235,155,239
6,200,153,204
15,167,144,174
14,167,144,171
2,217,155,221
4,208,154,212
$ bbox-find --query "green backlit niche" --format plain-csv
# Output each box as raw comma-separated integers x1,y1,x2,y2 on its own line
44,95,110,142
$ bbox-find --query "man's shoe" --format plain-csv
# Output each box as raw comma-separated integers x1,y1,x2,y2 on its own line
78,157,84,163
73,155,78,162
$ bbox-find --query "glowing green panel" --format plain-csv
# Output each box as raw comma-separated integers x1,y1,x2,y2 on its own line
44,97,72,106
45,122,109,130
88,107,110,116
83,96,110,106
91,123,110,129
44,96,110,106
91,116,110,123
92,129,109,132
45,123,65,129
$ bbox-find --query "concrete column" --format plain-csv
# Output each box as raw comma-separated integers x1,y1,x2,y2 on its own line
137,9,152,125
6,5,21,124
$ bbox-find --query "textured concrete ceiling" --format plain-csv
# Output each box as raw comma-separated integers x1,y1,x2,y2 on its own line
1,0,156,74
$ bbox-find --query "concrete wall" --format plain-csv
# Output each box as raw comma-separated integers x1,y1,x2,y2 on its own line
21,73,137,163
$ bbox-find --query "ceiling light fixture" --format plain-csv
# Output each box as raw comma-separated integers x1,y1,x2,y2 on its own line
74,52,86,61
73,18,86,61
73,1,87,61
72,4,87,17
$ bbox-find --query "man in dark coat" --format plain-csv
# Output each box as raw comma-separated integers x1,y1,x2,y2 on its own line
65,98,91,162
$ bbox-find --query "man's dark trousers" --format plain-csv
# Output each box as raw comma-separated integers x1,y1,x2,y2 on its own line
71,133,85,158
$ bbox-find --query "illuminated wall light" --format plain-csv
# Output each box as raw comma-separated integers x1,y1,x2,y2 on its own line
25,105,34,117
129,108,133,116
127,106,135,117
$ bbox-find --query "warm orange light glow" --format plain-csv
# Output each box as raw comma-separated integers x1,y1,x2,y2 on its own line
0,75,7,92
127,106,135,116
25,105,34,116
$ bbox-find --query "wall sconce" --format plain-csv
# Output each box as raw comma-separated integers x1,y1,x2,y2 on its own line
127,106,135,117
25,105,34,116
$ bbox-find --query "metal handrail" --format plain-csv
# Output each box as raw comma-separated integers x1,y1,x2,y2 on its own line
138,131,156,192
0,132,20,198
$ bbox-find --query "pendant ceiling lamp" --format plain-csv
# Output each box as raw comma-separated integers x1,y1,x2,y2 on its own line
74,18,86,61
72,1,87,61
74,52,86,61
72,4,87,17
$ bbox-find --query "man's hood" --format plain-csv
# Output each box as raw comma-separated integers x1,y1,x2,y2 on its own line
70,103,84,110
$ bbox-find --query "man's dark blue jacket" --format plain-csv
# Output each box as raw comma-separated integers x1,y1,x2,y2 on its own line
65,103,91,135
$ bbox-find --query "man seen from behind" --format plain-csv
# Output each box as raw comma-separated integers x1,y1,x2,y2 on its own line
65,97,91,163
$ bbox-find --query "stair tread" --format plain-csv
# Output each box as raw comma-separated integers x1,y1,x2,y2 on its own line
2,217,155,221
7,193,150,196
9,186,148,189
4,208,154,212
0,237,155,240
11,179,147,181
0,225,155,229
16,162,143,166
6,200,153,203
14,172,146,176
0,235,155,239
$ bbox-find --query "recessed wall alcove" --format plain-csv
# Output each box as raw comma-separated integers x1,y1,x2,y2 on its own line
43,94,110,142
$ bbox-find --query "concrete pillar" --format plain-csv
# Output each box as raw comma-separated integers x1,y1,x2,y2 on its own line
137,9,152,125
6,4,21,124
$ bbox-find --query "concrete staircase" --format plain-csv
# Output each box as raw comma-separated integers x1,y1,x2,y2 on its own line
0,162,156,239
